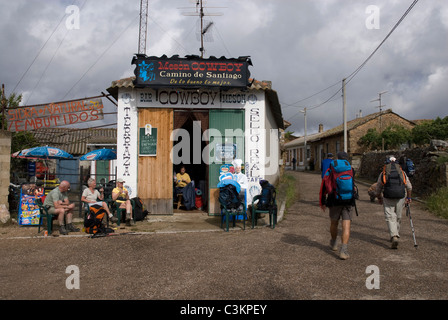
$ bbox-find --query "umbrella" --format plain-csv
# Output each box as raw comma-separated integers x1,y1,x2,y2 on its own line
12,146,73,186
15,146,74,159
80,148,117,161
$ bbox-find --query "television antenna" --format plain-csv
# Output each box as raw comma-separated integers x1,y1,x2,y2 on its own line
179,0,225,58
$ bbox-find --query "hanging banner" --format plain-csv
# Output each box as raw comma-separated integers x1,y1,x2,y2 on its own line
7,97,104,132
132,54,252,89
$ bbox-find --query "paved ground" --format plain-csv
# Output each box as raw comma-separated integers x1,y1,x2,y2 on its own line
1,171,447,307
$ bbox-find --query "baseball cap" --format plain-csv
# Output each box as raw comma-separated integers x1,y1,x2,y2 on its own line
117,178,125,183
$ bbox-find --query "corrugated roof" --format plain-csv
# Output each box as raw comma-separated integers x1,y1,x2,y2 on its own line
31,128,117,156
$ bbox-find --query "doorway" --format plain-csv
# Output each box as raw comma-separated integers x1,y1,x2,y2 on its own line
173,110,209,212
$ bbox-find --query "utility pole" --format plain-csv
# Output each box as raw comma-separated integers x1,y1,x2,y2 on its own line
138,0,149,55
371,90,387,151
300,107,307,168
342,78,347,153
1,84,6,131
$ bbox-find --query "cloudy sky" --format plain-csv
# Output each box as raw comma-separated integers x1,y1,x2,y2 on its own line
1,0,447,135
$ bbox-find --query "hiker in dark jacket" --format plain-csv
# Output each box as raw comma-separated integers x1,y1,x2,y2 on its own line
375,156,412,249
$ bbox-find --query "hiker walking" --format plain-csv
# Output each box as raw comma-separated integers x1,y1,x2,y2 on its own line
319,151,356,260
375,156,412,249
321,153,334,178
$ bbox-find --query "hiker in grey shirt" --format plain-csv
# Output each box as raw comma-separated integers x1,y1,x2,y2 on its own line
44,180,79,235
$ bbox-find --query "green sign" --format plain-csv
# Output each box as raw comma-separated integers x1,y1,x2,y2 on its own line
139,127,157,156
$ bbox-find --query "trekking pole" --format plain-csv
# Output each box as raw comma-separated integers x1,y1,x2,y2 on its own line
405,203,418,249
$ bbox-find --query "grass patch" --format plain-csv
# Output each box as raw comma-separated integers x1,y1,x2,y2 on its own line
276,173,299,209
426,186,448,219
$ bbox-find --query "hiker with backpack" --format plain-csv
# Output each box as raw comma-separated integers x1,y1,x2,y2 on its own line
321,153,334,178
375,156,413,249
319,151,356,260
81,178,118,223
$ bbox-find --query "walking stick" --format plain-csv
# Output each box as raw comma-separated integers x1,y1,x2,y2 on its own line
405,203,418,249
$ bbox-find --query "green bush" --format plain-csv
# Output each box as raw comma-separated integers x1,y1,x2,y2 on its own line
426,187,448,219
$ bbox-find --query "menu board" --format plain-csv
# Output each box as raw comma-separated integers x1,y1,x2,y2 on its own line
139,127,158,156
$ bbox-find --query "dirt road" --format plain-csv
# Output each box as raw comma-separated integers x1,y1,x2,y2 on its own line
1,171,447,305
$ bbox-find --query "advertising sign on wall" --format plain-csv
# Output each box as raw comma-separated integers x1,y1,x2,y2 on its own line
132,55,252,89
7,97,104,132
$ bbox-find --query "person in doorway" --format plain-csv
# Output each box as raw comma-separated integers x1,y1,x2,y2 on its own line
375,156,412,249
175,166,191,188
112,178,134,226
43,180,79,235
81,178,117,223
321,153,334,178
320,151,355,260
292,157,297,171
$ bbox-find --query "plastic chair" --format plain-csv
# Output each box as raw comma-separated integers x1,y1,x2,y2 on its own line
109,199,135,226
219,198,246,232
36,198,56,235
251,191,277,229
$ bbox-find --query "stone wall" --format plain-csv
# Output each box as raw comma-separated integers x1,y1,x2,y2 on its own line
358,141,448,197
0,131,12,210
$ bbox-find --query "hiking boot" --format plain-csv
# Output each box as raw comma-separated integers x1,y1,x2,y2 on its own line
59,225,69,235
109,216,118,223
330,239,338,251
339,246,350,260
391,236,399,249
66,223,80,232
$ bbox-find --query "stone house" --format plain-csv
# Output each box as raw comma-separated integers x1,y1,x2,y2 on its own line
285,109,416,172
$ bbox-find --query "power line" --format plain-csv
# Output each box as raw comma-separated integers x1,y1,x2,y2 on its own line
284,0,420,113
12,0,79,94
345,0,420,85
62,14,139,100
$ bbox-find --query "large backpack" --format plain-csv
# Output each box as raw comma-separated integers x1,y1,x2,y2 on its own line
257,180,276,210
131,197,148,221
323,159,355,205
404,158,415,177
218,184,241,209
382,163,406,199
84,204,111,235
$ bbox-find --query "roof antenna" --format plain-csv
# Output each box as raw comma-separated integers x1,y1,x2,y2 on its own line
179,0,224,58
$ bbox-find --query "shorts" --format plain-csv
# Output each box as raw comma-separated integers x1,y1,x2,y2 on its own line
329,206,353,221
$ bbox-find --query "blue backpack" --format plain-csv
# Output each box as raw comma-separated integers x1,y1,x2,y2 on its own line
405,158,415,177
329,159,355,202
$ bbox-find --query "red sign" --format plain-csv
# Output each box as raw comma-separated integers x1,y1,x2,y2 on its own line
6,97,104,132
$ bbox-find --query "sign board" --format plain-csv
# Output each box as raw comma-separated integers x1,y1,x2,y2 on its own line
7,97,104,132
18,185,44,226
132,55,252,89
139,127,157,156
136,88,257,109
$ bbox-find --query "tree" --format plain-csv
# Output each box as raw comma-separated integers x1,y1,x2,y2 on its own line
358,128,382,150
358,125,411,151
411,116,448,145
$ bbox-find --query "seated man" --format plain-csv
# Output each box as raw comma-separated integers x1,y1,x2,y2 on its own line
111,178,134,225
173,165,191,197
81,178,118,223
43,180,79,235
173,166,194,209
